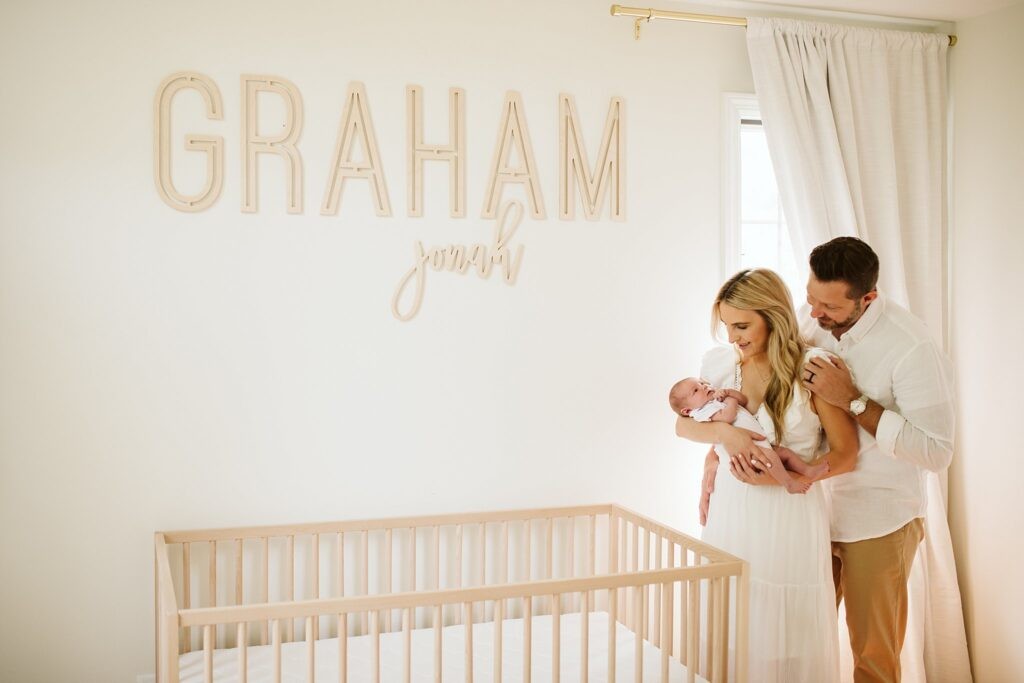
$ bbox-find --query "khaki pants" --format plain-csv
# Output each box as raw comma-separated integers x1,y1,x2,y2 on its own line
832,518,925,683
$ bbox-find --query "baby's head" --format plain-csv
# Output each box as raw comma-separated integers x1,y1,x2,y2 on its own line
669,377,715,416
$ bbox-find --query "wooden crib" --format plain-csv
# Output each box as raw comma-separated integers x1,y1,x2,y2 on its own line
154,504,748,682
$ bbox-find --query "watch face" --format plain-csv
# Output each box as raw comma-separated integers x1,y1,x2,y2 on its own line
850,399,866,415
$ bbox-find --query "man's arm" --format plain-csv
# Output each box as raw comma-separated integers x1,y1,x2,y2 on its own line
874,341,955,472
804,343,954,472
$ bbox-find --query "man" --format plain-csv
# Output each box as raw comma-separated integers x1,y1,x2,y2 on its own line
702,237,955,683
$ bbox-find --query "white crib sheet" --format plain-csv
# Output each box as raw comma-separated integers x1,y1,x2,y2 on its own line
178,611,709,682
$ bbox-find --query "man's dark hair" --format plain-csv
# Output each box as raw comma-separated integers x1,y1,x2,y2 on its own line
809,237,880,299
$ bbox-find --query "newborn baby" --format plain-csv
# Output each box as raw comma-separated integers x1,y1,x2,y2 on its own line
669,377,829,494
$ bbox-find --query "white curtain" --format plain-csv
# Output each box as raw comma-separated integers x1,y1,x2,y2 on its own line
745,17,971,683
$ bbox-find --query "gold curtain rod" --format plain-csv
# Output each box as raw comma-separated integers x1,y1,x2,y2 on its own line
609,4,957,46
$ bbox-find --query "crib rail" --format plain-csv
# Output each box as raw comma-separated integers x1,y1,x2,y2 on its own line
155,504,749,682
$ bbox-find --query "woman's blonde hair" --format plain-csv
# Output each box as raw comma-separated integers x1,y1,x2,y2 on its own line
712,269,805,444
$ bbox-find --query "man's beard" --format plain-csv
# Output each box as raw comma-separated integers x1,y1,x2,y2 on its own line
816,300,863,331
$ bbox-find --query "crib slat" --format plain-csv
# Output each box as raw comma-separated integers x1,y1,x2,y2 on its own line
371,609,381,683
403,607,412,683
654,533,662,647
433,526,440,590
287,535,295,642
337,532,345,600
545,519,553,582
618,520,627,622
633,585,643,683
523,595,532,683
567,516,575,579
629,523,638,631
713,578,727,683
524,519,532,584
306,616,315,683
262,537,269,646
455,525,463,624
588,516,596,613
409,527,417,594
607,588,617,683
235,538,244,608
464,602,474,683
183,542,191,653
237,621,248,683
209,541,217,649
361,531,369,633
502,521,510,615
588,515,596,576
687,580,698,683
642,529,650,642
203,624,213,683
580,591,589,683
551,593,560,683
493,598,504,683
661,582,672,683
719,577,730,681
338,613,348,683
272,619,282,683
385,528,393,632
479,522,486,622
706,576,716,681
567,518,576,613
312,534,320,640
679,547,688,665
434,604,443,683
311,532,319,602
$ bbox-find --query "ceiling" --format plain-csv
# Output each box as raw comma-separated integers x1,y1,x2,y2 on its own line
698,0,1022,22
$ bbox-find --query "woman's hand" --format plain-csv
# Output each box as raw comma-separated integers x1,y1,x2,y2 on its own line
718,423,768,471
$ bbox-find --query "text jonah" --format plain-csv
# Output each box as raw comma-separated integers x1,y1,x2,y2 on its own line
154,73,625,221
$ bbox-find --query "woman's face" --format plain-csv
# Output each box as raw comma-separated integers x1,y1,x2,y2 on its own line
719,302,769,357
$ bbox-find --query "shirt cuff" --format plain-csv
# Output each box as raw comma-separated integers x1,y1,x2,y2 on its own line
875,408,906,457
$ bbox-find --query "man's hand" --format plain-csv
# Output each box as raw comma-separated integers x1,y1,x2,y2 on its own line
803,355,859,409
699,448,719,526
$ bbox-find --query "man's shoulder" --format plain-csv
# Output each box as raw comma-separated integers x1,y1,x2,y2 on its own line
870,298,936,349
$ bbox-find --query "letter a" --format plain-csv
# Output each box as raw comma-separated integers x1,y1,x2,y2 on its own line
321,82,391,217
481,92,545,220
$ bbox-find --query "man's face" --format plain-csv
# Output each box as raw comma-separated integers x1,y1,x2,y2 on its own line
806,276,870,333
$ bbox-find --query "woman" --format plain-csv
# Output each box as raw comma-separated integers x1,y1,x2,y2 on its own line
676,269,859,682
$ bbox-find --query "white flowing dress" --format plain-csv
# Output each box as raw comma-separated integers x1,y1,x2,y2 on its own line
700,346,839,683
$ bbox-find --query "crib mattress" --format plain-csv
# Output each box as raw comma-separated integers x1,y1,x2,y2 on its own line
178,611,709,682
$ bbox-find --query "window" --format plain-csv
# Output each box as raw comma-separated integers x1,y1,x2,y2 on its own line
722,94,803,300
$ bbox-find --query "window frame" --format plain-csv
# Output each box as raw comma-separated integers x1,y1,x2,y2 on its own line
721,92,762,283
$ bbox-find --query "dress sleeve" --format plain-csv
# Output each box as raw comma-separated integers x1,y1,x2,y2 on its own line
699,345,737,388
804,346,838,365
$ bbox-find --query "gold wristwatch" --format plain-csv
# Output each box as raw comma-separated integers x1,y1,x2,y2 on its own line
849,394,869,416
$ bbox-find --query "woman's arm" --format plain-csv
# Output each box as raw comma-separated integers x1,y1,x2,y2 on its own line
810,394,860,478
675,415,764,465
728,394,860,485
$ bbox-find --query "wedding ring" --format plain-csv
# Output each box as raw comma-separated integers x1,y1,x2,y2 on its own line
807,372,816,383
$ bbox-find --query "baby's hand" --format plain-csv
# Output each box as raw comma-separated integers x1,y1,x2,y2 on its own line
713,389,729,401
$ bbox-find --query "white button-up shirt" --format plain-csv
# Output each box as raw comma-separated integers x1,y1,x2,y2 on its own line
800,295,955,542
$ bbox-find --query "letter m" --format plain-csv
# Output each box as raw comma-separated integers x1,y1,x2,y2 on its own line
559,95,624,221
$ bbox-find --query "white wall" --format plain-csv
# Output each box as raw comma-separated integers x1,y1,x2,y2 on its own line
950,3,1024,681
0,1,753,680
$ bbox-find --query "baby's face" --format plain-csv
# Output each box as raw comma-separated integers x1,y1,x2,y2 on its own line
675,378,715,413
